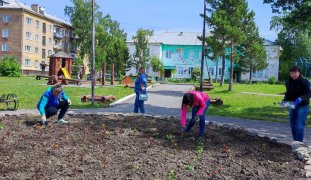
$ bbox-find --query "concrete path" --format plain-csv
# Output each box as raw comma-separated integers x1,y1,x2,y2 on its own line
1,83,311,148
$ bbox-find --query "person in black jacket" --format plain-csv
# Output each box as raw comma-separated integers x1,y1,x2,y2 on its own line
282,66,311,142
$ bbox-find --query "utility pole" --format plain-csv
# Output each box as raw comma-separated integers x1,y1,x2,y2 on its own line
200,0,207,92
91,0,95,103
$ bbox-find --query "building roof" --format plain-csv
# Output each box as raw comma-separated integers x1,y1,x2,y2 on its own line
154,32,211,45
0,0,71,27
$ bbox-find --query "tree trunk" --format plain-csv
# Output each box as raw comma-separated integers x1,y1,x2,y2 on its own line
102,63,106,85
220,53,225,86
228,40,234,91
248,66,253,84
215,58,218,83
111,63,114,85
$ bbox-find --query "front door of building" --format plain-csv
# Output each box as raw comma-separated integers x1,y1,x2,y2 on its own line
164,70,171,78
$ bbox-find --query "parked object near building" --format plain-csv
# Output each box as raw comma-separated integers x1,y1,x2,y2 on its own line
0,0,76,75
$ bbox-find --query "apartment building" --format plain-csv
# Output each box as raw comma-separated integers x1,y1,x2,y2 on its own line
0,0,74,75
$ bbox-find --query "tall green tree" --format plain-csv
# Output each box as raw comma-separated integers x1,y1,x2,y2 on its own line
238,10,267,83
129,29,154,69
206,0,250,90
65,0,129,77
150,56,163,80
205,0,228,86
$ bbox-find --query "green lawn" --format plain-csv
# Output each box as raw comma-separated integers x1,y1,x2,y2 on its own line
205,83,302,124
0,76,133,110
1,76,309,125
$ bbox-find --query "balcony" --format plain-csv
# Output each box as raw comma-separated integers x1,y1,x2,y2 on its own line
53,44,63,50
54,32,64,39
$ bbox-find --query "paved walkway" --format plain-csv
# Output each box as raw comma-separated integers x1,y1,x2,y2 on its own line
1,84,311,148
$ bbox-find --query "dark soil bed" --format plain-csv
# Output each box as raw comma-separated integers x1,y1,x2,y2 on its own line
0,114,306,179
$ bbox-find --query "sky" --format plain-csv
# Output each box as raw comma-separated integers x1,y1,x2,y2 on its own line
20,0,278,41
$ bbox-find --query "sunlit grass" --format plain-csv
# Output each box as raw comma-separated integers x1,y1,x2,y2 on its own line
0,76,133,110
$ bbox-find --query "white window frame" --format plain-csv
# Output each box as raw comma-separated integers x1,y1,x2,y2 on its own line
34,34,39,42
218,67,222,76
26,32,32,40
3,15,9,23
48,50,52,56
178,67,184,75
165,50,172,58
2,43,8,51
208,67,215,76
24,59,31,67
49,38,52,45
176,49,184,59
188,50,194,60
2,28,8,37
35,47,39,54
25,45,32,53
49,25,53,32
36,20,40,28
25,17,32,25
35,60,39,68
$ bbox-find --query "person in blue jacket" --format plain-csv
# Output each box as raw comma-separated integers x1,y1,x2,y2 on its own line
134,67,147,113
37,83,72,125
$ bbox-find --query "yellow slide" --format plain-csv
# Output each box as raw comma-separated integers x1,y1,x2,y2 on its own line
61,68,71,79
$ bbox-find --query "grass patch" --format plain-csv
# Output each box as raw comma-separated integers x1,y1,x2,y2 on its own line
206,83,294,123
0,76,133,109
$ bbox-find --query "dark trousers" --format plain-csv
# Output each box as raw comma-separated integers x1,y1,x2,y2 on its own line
134,93,145,113
289,104,309,142
185,100,210,137
45,101,69,120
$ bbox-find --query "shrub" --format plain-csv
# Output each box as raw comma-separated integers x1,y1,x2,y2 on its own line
191,67,201,82
268,76,277,84
0,56,21,77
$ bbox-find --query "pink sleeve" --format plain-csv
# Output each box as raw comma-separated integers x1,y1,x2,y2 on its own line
196,95,206,116
180,104,188,126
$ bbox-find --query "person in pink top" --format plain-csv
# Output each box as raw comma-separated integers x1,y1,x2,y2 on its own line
181,90,210,137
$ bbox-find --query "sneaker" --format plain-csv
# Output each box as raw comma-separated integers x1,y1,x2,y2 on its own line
57,119,69,125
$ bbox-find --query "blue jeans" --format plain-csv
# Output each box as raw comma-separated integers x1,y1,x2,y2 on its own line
134,93,145,113
289,105,309,142
185,100,210,137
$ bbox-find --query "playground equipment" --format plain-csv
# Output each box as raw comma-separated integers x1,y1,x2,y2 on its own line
36,52,84,85
0,94,19,111
295,57,311,78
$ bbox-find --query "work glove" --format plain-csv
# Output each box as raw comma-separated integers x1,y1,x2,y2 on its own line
40,115,47,126
294,98,302,106
67,99,72,105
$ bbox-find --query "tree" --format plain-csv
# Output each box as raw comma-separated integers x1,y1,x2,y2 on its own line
238,10,267,83
65,0,129,77
0,56,21,77
150,56,163,76
268,4,311,80
263,0,311,28
206,0,250,90
129,29,154,69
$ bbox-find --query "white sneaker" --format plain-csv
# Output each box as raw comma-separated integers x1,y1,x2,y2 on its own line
57,119,69,125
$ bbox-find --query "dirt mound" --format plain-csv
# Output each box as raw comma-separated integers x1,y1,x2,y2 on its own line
0,114,305,179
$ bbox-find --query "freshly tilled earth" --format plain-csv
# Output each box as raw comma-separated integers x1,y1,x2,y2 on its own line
0,114,306,179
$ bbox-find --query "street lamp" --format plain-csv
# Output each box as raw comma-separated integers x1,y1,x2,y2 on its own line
200,0,207,92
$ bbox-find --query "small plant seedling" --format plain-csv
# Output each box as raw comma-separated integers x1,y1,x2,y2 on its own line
0,122,4,130
186,164,195,171
167,169,175,180
164,134,175,143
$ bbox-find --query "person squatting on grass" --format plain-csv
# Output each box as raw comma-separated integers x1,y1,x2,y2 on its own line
134,67,147,113
181,90,210,137
282,66,311,142
37,83,72,126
